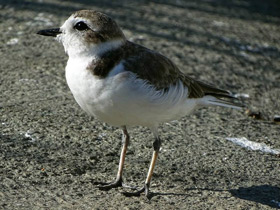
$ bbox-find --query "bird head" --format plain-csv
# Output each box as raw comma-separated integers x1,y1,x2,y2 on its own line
37,10,126,57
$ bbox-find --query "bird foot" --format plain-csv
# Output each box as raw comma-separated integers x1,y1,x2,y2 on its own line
95,178,137,191
122,183,152,198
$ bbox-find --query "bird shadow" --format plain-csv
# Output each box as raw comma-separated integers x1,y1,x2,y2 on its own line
229,185,280,209
148,185,280,208
147,187,223,200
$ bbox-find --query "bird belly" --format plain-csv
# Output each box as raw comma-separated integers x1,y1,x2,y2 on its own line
65,59,198,127
105,72,198,127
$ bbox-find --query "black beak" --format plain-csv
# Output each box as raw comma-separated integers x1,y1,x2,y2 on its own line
37,28,61,37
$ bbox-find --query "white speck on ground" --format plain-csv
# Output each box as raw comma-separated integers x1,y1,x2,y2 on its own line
212,20,227,27
226,137,280,155
7,38,19,45
24,131,36,142
233,93,250,98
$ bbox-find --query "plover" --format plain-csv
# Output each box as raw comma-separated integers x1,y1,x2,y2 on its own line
37,10,242,198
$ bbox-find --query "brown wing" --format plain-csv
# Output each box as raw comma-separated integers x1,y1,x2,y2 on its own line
88,40,233,99
123,42,181,91
123,41,233,99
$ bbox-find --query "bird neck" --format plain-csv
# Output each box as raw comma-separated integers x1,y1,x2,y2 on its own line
67,39,126,60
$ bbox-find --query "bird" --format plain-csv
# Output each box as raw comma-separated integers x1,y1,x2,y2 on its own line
37,10,242,198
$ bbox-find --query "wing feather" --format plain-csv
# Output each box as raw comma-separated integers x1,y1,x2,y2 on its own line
89,40,237,101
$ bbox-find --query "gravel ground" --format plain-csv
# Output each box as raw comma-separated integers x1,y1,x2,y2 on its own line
1,0,280,209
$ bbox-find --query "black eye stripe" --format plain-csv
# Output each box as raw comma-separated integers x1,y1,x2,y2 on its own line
74,21,89,31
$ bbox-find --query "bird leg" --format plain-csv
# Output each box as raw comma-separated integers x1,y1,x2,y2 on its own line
98,127,136,190
123,136,161,198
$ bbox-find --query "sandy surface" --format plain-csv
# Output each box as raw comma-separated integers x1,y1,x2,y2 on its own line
1,0,280,209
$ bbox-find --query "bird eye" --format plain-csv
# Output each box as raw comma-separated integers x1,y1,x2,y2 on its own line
74,21,89,31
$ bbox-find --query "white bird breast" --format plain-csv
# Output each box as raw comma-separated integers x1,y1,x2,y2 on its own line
66,58,198,128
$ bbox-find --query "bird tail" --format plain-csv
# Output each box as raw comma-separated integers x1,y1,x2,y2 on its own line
200,95,244,110
191,80,244,110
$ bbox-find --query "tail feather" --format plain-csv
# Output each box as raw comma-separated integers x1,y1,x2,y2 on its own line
196,80,234,99
201,95,244,110
185,77,245,109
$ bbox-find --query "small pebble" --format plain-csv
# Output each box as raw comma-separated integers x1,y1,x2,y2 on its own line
273,115,280,124
245,109,262,120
